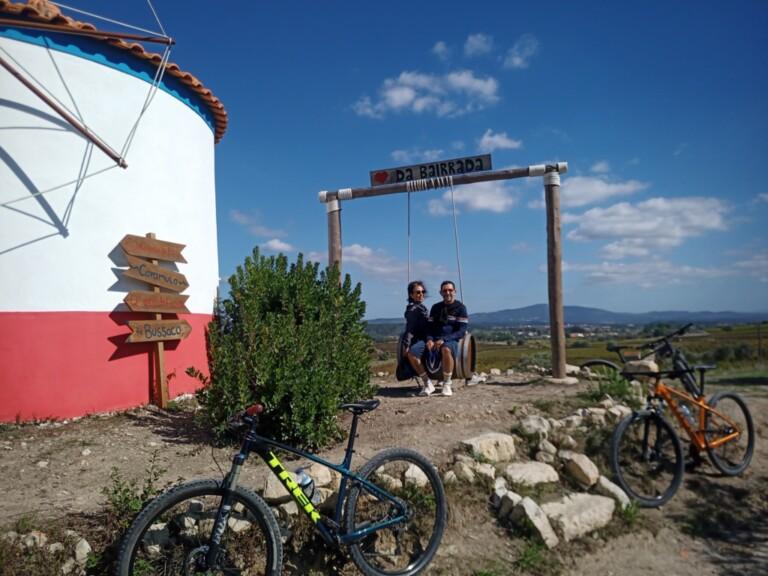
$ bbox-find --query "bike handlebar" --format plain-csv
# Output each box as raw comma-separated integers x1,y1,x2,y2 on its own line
643,323,693,352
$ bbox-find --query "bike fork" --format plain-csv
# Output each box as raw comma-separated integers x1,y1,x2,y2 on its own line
204,453,246,568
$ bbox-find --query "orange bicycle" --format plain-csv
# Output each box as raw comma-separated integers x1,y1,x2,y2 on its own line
610,324,755,507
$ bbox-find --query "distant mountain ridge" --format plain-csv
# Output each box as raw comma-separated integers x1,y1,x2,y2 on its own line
368,304,768,326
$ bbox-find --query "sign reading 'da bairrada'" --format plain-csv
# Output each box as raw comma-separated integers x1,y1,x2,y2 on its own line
369,154,492,187
119,234,191,343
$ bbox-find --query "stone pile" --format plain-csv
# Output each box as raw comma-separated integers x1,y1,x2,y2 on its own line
444,395,634,549
0,529,92,575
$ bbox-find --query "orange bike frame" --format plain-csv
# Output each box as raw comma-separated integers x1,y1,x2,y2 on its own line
652,380,741,451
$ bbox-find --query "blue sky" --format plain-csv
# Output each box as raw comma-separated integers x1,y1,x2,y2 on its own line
67,1,767,318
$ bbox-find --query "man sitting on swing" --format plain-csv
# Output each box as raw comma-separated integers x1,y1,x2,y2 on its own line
408,280,468,397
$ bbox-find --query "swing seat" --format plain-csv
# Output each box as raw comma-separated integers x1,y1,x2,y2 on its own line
395,332,476,382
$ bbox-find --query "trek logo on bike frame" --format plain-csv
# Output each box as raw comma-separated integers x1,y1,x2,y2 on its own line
267,451,321,523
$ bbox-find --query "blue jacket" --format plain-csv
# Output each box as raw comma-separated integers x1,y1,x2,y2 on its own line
427,300,469,342
403,301,429,348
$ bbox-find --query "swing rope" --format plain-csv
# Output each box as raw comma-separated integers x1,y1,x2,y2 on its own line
447,178,464,302
407,188,412,283
405,176,464,302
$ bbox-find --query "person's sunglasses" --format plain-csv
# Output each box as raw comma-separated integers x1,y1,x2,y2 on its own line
413,290,425,294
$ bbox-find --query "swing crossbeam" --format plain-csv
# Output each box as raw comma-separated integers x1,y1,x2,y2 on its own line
317,161,569,379
318,163,567,203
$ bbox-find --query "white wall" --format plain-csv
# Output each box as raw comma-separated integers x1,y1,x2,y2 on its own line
0,36,219,314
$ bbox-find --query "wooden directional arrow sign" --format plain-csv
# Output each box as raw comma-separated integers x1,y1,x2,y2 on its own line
124,291,190,314
123,254,189,293
120,234,187,263
126,319,192,343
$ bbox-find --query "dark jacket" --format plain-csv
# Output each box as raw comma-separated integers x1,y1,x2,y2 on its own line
427,300,469,342
403,301,429,348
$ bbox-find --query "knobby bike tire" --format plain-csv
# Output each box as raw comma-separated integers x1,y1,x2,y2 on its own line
344,448,447,576
704,391,755,476
115,479,282,576
611,412,684,507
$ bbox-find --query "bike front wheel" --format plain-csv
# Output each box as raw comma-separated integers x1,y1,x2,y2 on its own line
115,479,282,576
344,448,447,576
611,412,684,507
705,391,755,476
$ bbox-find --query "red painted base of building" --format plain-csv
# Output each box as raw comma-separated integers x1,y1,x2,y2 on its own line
0,311,213,422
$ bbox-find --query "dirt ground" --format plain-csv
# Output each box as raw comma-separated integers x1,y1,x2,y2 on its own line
1,374,766,575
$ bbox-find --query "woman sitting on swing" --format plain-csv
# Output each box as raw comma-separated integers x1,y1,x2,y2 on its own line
402,280,448,397
399,281,432,394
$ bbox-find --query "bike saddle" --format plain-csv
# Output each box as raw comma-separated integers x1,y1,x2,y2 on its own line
339,399,380,414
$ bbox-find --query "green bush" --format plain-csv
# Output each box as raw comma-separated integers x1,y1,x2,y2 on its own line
196,249,373,448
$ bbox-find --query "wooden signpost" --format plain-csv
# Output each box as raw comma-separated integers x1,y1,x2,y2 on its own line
120,233,190,408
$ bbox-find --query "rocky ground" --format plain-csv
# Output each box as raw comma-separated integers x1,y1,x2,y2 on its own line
0,373,766,575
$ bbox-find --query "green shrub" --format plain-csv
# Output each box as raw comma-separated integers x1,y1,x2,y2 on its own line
195,250,373,449
101,452,166,533
581,370,641,408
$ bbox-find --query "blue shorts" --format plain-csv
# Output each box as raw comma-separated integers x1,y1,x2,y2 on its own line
408,340,458,359
409,340,427,358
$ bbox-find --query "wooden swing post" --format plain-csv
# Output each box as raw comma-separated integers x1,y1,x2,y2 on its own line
318,161,569,380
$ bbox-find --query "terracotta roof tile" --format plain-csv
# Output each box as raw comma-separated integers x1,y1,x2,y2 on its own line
0,0,228,142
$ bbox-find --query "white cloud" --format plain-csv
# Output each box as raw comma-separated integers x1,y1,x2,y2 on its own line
464,33,493,57
756,193,768,204
560,175,649,208
673,143,688,157
566,197,729,259
429,181,517,215
432,40,450,60
503,34,539,69
563,259,730,288
308,244,446,280
510,242,530,252
391,148,445,164
353,69,499,118
478,129,522,153
590,160,610,173
261,238,294,252
230,209,285,237
732,250,768,283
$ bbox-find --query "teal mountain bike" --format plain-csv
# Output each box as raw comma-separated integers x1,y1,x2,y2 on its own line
115,399,447,576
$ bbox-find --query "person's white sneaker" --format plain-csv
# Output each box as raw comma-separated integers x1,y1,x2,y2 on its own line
467,373,485,386
418,380,435,396
441,381,453,396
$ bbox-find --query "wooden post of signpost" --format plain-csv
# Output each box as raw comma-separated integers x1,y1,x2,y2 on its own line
544,172,566,379
120,233,191,409
147,234,167,407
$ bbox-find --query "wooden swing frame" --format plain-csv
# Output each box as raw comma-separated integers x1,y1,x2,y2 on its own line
318,162,570,379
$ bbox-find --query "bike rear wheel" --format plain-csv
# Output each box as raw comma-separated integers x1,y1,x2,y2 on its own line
704,391,755,476
344,448,447,576
611,412,684,507
115,479,282,576
580,359,622,379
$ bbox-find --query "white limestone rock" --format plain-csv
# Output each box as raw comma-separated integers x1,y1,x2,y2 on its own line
460,432,517,463
511,497,559,549
504,462,559,486
559,451,600,488
595,475,631,509
542,493,615,542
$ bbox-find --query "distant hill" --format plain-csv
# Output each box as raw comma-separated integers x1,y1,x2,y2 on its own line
368,304,768,327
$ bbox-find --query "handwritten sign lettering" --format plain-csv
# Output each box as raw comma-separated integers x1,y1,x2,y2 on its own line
126,319,192,343
124,291,190,314
123,254,189,293
120,234,187,263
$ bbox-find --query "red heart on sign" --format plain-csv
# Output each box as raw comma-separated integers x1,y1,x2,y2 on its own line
373,171,389,184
